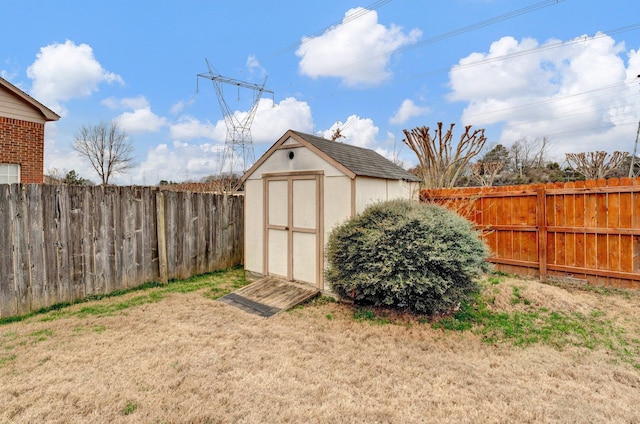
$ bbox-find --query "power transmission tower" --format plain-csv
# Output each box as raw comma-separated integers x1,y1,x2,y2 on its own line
197,59,274,188
631,75,640,178
630,120,640,178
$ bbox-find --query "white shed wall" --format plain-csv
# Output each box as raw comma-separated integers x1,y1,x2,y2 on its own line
386,179,420,202
355,177,386,214
244,179,264,277
355,177,418,213
323,175,352,240
245,143,344,181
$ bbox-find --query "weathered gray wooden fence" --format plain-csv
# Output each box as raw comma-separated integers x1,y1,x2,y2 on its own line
0,184,244,318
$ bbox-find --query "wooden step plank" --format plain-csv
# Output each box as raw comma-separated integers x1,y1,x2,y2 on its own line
219,293,282,317
219,277,320,317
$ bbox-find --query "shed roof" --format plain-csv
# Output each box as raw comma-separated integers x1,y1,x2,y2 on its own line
0,77,60,122
242,129,420,182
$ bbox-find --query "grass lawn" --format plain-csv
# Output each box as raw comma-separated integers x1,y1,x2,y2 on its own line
1,267,639,423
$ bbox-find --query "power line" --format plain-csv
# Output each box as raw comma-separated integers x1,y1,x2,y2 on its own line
477,97,640,139
255,1,637,147
410,23,640,79
463,79,640,121
502,103,640,130
421,24,640,141
265,0,567,74
398,0,568,55
334,0,569,75
629,120,640,177
261,0,393,62
516,120,639,139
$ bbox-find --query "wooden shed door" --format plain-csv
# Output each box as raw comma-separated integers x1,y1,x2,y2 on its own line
265,173,323,289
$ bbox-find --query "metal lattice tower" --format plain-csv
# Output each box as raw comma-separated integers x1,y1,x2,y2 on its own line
630,76,640,178
630,120,640,178
197,59,274,178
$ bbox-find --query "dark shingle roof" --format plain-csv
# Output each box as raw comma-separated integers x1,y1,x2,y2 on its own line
291,130,420,182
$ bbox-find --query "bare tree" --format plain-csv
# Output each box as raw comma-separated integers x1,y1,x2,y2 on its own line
565,151,628,180
402,123,487,188
509,136,550,179
469,161,505,186
330,127,345,141
73,121,134,185
46,168,91,185
45,167,66,184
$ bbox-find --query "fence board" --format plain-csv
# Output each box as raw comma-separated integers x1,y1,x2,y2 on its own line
26,185,46,310
0,186,11,316
100,186,114,294
69,185,86,301
607,187,624,271
564,190,576,268
93,186,107,295
121,187,137,289
196,194,206,275
41,186,58,305
144,188,158,281
162,190,174,280
0,185,16,316
12,184,31,315
0,184,244,318
111,186,123,294
422,177,640,288
177,191,189,279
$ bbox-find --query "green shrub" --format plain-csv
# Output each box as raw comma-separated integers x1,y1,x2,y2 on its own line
325,199,490,315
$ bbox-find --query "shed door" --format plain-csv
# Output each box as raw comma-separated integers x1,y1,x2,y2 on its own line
265,173,323,288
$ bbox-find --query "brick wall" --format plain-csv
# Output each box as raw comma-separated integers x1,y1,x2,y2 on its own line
0,116,45,183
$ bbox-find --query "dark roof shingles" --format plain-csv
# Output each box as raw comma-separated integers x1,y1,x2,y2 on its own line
292,131,420,182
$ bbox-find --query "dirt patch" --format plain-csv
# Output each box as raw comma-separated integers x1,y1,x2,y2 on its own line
0,276,639,423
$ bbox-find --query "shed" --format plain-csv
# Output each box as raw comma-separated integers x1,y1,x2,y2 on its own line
240,129,421,291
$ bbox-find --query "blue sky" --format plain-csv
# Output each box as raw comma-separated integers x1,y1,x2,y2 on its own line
2,0,639,185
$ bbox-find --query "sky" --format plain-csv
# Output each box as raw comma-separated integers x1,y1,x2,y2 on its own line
2,0,639,185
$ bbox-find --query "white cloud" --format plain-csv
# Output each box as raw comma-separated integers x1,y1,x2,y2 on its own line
134,96,314,183
319,115,379,148
123,142,227,185
449,36,550,102
102,95,167,133
169,116,224,142
170,100,186,115
389,99,431,124
0,68,18,81
375,147,401,165
626,48,640,80
27,40,123,116
251,97,314,143
317,117,411,167
246,55,267,79
296,7,421,87
113,96,313,184
168,97,312,145
448,32,640,160
115,108,167,133
102,95,149,110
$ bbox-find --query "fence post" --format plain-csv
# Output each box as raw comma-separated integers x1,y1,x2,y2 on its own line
536,187,548,282
156,190,168,284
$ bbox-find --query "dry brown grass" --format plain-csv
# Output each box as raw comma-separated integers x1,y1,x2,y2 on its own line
1,272,639,423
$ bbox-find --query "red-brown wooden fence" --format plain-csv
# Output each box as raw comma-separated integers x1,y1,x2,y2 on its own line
422,177,640,289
